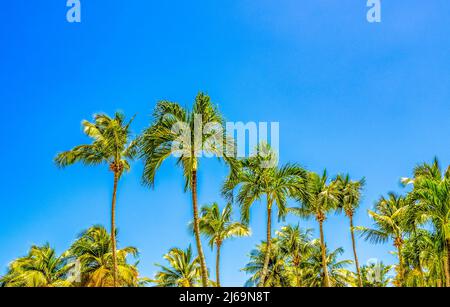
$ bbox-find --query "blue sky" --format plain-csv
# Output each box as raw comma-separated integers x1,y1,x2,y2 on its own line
1,1,449,286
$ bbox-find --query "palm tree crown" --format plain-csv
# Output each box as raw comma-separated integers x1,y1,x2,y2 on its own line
68,225,140,287
152,246,201,287
0,244,72,287
55,112,137,173
198,203,250,248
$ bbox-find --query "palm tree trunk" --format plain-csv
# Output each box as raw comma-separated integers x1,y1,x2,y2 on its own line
216,241,221,287
319,220,330,287
259,202,272,287
349,216,363,287
296,273,302,287
397,244,404,287
191,170,209,287
412,224,425,287
111,171,119,287
294,254,302,287
445,239,450,287
418,262,425,287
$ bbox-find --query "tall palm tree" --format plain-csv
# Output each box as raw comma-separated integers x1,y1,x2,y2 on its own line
197,203,250,287
276,225,314,287
402,158,450,286
356,192,409,287
223,143,307,286
68,225,140,287
291,170,340,287
141,93,238,286
335,174,365,287
152,246,201,287
0,244,73,287
55,112,137,287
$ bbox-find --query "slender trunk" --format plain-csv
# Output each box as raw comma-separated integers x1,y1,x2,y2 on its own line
445,239,450,287
397,243,403,287
294,254,302,287
349,216,363,287
259,202,272,287
319,220,330,287
216,241,221,287
413,224,425,287
111,172,119,287
296,272,302,287
417,260,425,287
192,170,209,287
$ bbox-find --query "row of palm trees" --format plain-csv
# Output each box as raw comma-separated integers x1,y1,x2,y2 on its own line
1,93,449,287
151,157,449,288
151,223,393,287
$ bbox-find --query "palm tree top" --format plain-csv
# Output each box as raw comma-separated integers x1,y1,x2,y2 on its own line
402,157,450,186
222,143,307,223
197,202,251,248
140,92,238,190
68,225,140,287
0,244,73,287
334,174,365,216
54,112,137,174
152,245,201,287
356,192,409,245
290,170,340,221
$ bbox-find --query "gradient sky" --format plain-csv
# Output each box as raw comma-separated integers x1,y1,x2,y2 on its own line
1,1,450,286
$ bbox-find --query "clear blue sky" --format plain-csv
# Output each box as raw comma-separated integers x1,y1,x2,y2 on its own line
1,1,449,286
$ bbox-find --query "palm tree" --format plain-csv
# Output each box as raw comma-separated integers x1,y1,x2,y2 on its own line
401,198,428,286
418,231,447,286
402,229,430,287
152,246,201,287
0,244,72,287
55,112,137,287
68,225,140,287
356,192,409,287
301,243,354,287
290,170,340,287
242,239,292,287
197,203,250,287
335,174,365,287
140,93,238,286
276,225,314,287
223,143,306,286
402,158,450,286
